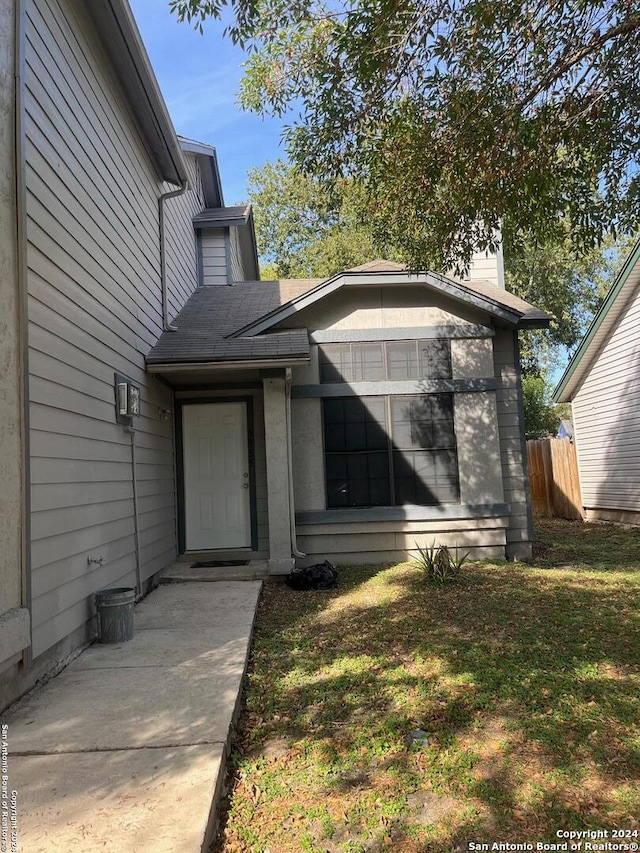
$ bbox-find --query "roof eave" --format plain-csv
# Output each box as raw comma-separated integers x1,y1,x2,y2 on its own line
553,237,640,403
228,269,531,338
87,0,188,186
146,355,311,373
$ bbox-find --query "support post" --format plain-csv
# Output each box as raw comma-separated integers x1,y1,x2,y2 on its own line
262,374,295,574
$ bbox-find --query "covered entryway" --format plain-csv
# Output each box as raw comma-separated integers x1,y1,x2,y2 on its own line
182,401,252,550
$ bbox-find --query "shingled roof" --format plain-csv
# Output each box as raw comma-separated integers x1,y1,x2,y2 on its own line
146,279,321,366
146,266,549,368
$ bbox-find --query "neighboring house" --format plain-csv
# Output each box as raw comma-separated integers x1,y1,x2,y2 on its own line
553,238,640,524
0,0,549,711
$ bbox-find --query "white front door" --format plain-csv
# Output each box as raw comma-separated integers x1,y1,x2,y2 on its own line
182,402,251,550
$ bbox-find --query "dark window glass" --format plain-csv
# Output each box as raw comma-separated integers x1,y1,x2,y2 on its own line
419,340,452,379
323,397,390,507
324,394,459,508
390,394,459,505
320,343,384,383
319,345,353,383
393,449,459,505
326,451,391,507
386,342,418,380
352,344,384,381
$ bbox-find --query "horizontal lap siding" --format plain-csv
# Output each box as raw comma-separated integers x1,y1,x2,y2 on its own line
201,230,227,284
229,227,244,282
572,288,640,513
25,0,180,658
493,330,532,557
164,153,203,321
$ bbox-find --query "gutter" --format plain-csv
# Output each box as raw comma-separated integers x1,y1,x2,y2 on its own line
16,0,32,667
146,356,311,373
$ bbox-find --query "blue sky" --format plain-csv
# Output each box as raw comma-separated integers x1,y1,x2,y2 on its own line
129,0,287,204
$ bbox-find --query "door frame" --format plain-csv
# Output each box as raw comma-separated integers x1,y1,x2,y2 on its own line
175,396,258,554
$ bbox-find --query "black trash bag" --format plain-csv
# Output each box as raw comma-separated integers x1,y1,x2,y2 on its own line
285,560,338,591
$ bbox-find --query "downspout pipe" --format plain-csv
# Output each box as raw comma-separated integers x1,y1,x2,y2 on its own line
159,181,187,331
285,368,306,559
125,427,143,598
16,0,33,667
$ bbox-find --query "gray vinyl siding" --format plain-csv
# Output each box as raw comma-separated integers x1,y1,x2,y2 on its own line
200,229,228,285
493,329,532,558
229,227,244,283
24,0,187,658
571,284,640,514
164,153,205,321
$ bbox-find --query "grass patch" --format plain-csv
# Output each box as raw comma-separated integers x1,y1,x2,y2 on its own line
214,520,640,852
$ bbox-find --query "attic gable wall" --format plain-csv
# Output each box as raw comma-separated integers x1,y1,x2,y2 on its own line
276,285,494,332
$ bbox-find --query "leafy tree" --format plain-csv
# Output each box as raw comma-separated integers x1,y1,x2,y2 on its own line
503,229,634,374
246,160,400,278
522,374,561,440
171,0,640,271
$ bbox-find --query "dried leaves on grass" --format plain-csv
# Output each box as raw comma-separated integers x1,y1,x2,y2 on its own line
214,520,640,853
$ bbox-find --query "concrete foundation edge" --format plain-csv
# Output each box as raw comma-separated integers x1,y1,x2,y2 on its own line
0,607,30,665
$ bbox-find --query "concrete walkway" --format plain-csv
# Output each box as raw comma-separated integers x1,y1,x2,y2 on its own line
1,581,262,853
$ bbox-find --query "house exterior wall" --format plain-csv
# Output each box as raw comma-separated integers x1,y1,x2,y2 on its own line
570,283,640,522
288,286,523,564
0,0,31,680
199,229,228,284
164,152,205,322
493,329,533,558
467,246,505,289
22,0,203,664
229,227,244,283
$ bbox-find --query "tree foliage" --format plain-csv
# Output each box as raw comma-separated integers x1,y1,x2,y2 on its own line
246,160,400,278
503,228,634,373
522,374,562,440
171,0,640,271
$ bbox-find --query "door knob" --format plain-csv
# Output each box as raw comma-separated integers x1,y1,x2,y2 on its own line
242,483,249,489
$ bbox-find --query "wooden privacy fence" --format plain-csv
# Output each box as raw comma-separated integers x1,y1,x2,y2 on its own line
526,438,584,520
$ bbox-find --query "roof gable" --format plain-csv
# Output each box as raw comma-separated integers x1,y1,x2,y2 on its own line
228,268,549,338
553,238,640,402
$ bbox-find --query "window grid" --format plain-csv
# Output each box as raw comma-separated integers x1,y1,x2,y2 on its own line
319,340,453,384
323,394,459,509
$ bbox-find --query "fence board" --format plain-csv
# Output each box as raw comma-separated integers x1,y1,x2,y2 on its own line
526,438,583,520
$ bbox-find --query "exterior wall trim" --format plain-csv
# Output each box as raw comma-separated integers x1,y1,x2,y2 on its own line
292,378,498,398
310,325,495,343
296,503,509,525
16,0,32,665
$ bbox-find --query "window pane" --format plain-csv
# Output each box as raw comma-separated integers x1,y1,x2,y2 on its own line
386,342,418,380
419,340,452,379
352,344,384,381
325,451,390,507
391,395,454,449
393,449,459,506
320,345,353,383
324,397,388,453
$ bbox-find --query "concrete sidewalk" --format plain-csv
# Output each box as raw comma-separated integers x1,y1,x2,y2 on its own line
1,581,261,853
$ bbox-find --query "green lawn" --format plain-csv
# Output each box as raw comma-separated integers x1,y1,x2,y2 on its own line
214,520,640,852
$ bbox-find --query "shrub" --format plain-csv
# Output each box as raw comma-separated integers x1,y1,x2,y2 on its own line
414,541,469,582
